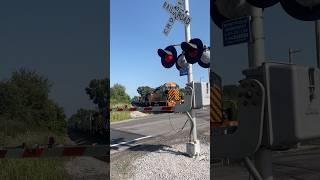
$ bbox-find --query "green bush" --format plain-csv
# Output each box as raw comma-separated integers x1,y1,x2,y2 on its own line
0,69,67,134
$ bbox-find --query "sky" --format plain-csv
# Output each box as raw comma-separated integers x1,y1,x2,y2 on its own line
111,1,318,98
110,0,210,98
0,0,108,117
0,0,317,117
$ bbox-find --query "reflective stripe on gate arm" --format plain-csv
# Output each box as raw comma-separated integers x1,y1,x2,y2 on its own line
0,146,107,158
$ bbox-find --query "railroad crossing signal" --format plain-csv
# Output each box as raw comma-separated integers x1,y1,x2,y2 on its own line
157,45,178,68
181,38,204,64
162,0,192,36
198,46,210,68
157,38,210,69
181,38,210,68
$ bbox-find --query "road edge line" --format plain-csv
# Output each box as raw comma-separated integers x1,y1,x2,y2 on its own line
110,135,154,147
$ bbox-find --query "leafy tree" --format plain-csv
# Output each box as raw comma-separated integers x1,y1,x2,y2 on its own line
131,96,140,101
110,83,130,105
85,78,109,131
68,108,96,128
0,68,66,133
137,86,154,97
85,78,109,111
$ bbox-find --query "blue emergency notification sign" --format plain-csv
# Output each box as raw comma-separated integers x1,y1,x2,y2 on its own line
180,67,188,76
222,16,251,46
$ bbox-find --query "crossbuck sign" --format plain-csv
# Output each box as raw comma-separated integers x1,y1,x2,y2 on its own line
162,0,192,36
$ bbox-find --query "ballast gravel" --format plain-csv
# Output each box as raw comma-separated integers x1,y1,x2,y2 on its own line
128,143,210,180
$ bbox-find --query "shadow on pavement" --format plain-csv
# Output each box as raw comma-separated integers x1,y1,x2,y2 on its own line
127,144,190,157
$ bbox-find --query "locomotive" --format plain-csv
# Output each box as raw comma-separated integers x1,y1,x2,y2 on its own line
133,82,182,107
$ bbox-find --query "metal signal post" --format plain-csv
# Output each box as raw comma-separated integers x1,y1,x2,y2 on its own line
183,0,201,158
249,6,273,180
160,0,204,157
184,0,193,83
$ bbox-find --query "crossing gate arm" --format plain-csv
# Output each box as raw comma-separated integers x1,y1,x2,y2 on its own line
110,104,192,113
0,145,108,158
173,103,192,113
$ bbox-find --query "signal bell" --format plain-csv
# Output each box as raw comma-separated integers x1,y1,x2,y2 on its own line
198,47,210,68
176,54,188,70
157,46,178,68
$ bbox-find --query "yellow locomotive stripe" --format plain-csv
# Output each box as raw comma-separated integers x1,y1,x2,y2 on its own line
167,89,180,101
174,90,180,100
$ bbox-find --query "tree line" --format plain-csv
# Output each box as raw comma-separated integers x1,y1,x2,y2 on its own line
0,69,67,134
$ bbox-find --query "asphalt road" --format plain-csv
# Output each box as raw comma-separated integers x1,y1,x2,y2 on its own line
110,108,209,153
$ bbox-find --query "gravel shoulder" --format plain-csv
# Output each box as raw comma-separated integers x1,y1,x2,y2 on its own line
110,127,210,180
130,111,149,118
129,143,210,180
63,134,108,180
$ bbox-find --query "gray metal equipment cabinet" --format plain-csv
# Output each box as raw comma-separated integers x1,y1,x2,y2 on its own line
185,81,210,109
244,62,320,149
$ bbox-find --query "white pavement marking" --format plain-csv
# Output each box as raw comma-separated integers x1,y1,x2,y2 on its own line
110,135,154,147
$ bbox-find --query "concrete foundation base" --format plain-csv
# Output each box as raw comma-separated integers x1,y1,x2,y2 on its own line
186,140,200,157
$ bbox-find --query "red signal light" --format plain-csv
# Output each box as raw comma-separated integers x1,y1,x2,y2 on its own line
165,54,174,62
157,46,178,68
181,38,203,64
188,49,198,58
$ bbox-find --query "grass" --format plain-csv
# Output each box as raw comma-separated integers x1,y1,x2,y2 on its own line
0,118,71,180
0,117,66,147
0,158,68,180
111,111,131,123
110,103,132,123
111,103,131,108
